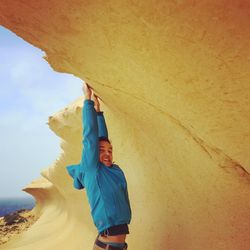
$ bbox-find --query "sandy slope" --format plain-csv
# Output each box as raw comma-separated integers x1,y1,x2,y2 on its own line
0,209,38,246
0,1,250,249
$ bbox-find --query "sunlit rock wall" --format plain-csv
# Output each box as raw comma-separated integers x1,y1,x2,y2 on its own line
0,1,250,249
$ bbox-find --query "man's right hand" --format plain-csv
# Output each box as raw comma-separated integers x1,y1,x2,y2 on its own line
83,82,92,100
93,94,101,112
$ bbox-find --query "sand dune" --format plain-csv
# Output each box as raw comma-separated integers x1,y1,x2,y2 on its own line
0,1,250,249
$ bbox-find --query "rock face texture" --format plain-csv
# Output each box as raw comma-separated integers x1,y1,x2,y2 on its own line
1,1,250,249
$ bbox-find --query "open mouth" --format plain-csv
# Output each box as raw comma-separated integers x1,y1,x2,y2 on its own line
103,159,111,164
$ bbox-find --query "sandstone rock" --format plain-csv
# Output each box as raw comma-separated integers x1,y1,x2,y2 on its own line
0,1,250,249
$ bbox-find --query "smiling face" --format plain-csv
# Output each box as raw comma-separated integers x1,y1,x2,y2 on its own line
99,140,113,167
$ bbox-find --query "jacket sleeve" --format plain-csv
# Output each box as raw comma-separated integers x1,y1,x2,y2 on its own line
97,112,109,138
80,99,99,171
66,164,84,189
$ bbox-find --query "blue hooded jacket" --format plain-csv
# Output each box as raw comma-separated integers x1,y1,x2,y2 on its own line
66,100,131,233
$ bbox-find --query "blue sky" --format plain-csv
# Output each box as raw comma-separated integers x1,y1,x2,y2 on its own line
0,26,82,198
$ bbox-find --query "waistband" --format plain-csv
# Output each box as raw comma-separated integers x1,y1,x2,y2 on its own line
95,239,128,250
100,224,129,236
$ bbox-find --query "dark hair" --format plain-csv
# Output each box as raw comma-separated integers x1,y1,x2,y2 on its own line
98,137,111,144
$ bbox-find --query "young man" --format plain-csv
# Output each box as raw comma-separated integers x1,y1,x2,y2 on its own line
66,83,132,250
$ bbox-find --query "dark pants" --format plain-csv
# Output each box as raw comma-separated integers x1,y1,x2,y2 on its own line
93,243,128,250
93,237,128,250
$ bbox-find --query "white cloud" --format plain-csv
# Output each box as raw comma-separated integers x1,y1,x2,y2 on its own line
0,27,82,198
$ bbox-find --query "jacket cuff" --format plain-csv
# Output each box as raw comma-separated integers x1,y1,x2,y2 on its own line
97,111,104,116
84,99,94,105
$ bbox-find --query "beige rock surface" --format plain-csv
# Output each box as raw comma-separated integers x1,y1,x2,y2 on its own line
0,1,250,249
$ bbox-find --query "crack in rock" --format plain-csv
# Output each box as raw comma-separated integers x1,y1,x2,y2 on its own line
86,78,250,182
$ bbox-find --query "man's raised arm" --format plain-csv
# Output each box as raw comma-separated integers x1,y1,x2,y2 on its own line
81,83,99,171
93,94,109,138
